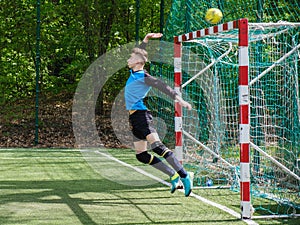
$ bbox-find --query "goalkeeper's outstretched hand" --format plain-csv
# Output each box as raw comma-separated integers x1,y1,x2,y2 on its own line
143,33,163,43
176,95,192,110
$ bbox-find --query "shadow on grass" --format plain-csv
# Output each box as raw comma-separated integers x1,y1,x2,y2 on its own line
2,178,198,225
0,179,246,225
0,179,157,225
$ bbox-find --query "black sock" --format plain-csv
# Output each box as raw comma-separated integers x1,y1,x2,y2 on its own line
150,156,175,177
164,151,187,178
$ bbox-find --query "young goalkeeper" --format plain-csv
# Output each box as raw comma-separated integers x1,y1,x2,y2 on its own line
125,33,192,196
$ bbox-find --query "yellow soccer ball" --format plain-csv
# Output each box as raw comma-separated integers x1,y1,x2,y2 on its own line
205,8,223,24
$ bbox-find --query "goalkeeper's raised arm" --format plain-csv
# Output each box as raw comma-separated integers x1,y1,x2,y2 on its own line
138,33,163,50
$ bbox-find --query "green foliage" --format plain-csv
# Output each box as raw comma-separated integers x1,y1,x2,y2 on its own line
0,0,172,103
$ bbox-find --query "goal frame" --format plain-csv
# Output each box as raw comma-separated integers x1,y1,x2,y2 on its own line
173,18,251,218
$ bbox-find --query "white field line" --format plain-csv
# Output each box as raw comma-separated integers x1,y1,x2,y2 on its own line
93,150,170,187
252,214,300,219
93,150,259,225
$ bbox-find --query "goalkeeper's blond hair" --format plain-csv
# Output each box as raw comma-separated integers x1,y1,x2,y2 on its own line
132,47,148,64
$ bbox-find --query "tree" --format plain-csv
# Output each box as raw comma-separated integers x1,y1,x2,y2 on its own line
0,0,172,103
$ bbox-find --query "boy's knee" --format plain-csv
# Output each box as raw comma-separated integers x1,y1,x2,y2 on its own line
151,141,172,158
136,151,153,164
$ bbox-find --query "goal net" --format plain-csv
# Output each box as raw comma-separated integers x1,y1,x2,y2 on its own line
177,20,300,218
150,19,299,218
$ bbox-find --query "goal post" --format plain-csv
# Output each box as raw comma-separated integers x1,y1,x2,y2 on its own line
173,19,300,219
174,18,252,219
238,19,251,219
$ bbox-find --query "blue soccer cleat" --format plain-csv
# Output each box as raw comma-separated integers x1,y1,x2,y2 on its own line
181,173,192,197
170,173,180,193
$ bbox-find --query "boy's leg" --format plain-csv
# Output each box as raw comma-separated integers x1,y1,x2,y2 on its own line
147,134,187,178
130,112,188,195
151,141,187,177
146,133,192,196
134,140,175,177
134,140,180,193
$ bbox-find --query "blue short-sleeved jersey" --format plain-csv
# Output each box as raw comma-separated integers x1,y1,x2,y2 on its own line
125,70,150,110
125,69,177,111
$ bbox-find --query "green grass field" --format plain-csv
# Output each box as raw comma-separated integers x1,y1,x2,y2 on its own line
0,148,299,225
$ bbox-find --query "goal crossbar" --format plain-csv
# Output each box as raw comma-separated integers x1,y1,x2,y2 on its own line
174,21,238,43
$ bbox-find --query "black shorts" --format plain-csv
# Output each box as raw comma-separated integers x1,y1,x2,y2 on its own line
129,110,156,141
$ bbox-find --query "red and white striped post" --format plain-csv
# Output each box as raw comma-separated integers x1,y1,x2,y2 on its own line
174,22,251,217
238,18,251,219
174,39,183,164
